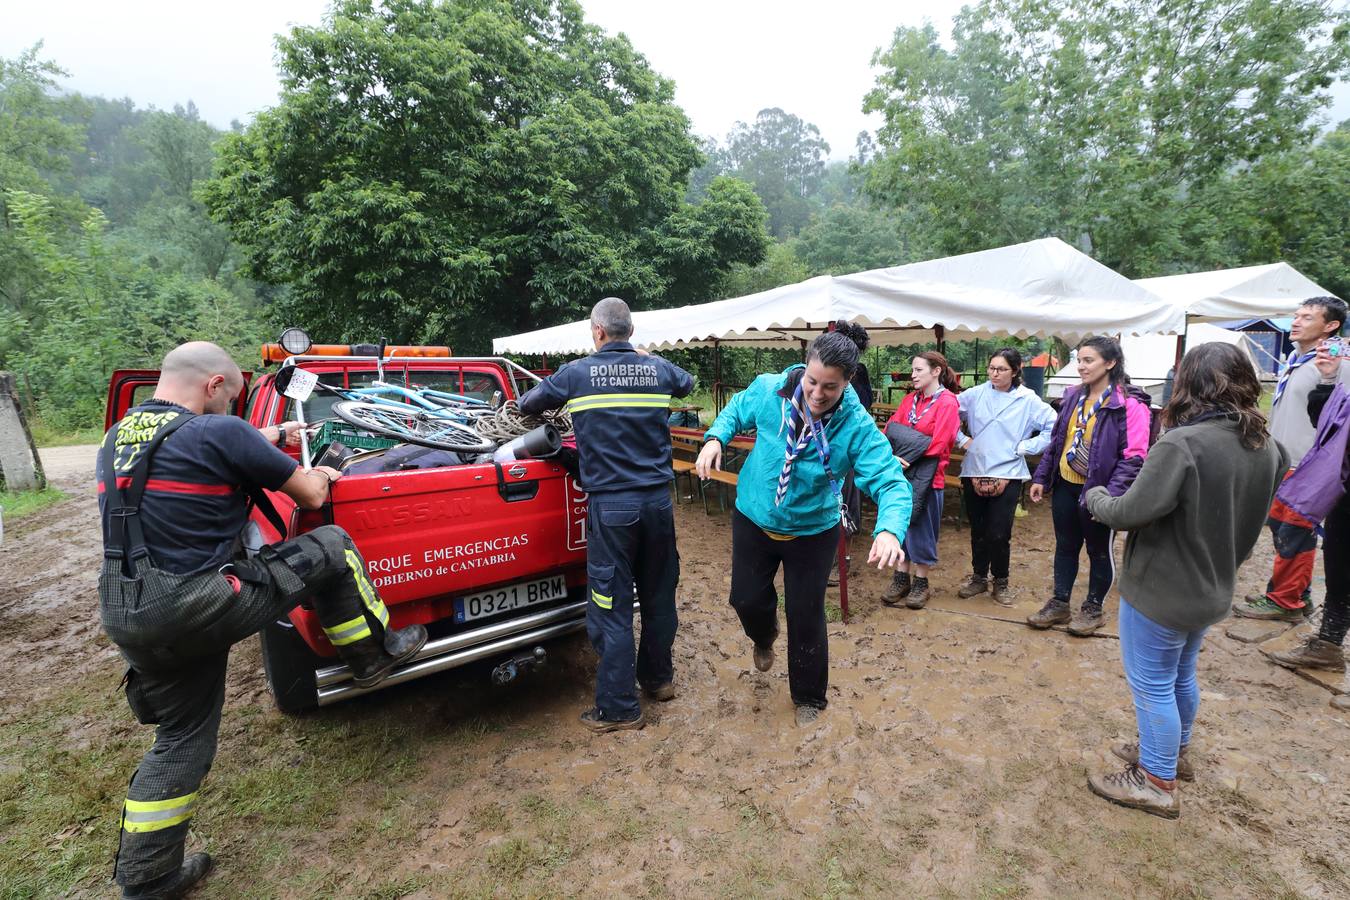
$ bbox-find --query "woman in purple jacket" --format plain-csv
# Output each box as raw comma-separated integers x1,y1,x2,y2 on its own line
1027,337,1152,636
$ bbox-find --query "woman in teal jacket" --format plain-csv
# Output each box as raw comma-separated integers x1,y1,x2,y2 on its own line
696,333,911,726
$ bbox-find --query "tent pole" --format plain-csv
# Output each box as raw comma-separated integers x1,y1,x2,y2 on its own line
1174,330,1185,371
934,325,946,355
713,339,723,412
800,339,807,362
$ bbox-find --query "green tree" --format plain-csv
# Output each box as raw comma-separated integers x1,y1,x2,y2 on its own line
711,107,830,238
1186,123,1350,297
202,0,768,352
862,0,1350,275
4,190,263,428
0,45,87,316
792,203,930,275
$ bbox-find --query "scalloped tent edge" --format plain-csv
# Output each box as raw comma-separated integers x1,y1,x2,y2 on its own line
491,238,1186,355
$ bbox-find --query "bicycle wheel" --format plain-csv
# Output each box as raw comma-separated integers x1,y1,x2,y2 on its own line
332,401,496,453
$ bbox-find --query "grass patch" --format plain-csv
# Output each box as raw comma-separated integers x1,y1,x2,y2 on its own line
0,486,65,521
28,421,104,448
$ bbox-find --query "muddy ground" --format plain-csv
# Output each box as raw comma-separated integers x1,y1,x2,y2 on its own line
2,446,1348,899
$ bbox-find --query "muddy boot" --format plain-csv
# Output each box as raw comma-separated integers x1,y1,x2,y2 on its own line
643,682,676,702
1232,595,1307,622
1087,763,1180,819
580,707,645,733
991,577,1013,607
1332,694,1350,711
1027,597,1071,629
957,575,989,599
1067,601,1105,637
346,624,428,689
881,571,911,607
122,852,212,900
905,577,931,610
1266,635,1345,672
794,705,823,727
1111,740,1195,782
753,642,775,673
827,555,850,588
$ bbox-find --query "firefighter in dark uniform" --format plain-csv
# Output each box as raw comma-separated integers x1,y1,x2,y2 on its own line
96,342,427,899
519,297,695,732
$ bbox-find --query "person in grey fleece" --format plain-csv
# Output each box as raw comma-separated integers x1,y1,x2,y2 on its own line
1082,343,1289,819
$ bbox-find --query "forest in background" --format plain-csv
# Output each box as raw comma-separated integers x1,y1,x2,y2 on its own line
3,0,1349,432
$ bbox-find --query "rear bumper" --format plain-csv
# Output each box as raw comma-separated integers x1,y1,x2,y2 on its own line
314,600,587,706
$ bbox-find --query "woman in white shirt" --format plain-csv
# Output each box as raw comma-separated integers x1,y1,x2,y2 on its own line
955,347,1057,605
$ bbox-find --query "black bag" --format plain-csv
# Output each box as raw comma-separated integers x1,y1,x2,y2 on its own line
344,443,471,473
884,421,931,465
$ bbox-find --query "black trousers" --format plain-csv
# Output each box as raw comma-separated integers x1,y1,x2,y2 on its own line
961,478,1023,580
99,525,389,888
1319,496,1350,646
1051,481,1115,606
728,509,838,709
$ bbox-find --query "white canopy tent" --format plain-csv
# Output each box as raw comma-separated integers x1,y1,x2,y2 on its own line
492,238,1185,355
1135,263,1334,322
1046,323,1263,400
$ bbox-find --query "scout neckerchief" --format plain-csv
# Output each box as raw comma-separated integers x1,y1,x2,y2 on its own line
1273,348,1316,409
906,387,946,426
776,379,848,527
1065,387,1109,478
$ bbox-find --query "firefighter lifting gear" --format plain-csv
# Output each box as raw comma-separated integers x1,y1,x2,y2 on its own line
518,341,693,723
98,406,426,894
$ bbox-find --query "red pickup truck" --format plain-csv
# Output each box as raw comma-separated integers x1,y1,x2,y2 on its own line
105,344,589,713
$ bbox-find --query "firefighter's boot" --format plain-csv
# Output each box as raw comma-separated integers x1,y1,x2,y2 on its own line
345,624,428,689
122,852,212,900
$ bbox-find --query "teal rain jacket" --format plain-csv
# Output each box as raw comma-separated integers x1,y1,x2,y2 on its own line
705,366,912,539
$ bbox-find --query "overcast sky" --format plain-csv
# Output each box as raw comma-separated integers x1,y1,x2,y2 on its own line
5,0,1349,160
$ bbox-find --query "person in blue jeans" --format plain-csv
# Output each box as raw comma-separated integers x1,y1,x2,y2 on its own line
1083,343,1288,818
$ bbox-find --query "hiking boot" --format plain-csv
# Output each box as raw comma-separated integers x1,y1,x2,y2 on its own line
1087,763,1180,819
991,577,1013,607
1232,595,1307,622
1332,694,1350,712
1112,741,1195,782
1067,602,1106,637
753,642,775,673
123,852,213,899
957,575,989,599
1027,597,1071,629
580,707,645,733
1267,635,1345,672
794,705,823,727
905,576,931,610
881,571,912,606
643,682,677,702
347,624,428,689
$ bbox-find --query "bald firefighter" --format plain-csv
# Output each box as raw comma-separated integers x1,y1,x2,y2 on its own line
97,342,426,898
519,297,695,732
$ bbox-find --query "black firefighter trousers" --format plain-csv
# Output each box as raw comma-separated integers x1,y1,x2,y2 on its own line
98,525,390,889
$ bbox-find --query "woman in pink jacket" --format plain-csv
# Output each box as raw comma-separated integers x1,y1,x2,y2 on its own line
881,352,962,609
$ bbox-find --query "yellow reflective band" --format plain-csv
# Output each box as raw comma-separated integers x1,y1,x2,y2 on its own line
565,393,672,414
591,589,613,610
123,792,198,833
345,550,390,627
324,614,372,647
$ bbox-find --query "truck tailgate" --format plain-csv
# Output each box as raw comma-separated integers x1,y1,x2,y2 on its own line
328,459,587,603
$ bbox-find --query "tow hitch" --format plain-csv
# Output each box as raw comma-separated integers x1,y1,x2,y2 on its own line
491,646,547,686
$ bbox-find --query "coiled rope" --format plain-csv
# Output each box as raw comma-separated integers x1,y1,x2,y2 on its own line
474,400,574,443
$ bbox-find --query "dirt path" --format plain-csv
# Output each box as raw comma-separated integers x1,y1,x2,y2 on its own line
2,458,1348,898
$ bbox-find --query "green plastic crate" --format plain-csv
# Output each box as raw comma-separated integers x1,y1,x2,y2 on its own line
311,419,402,455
